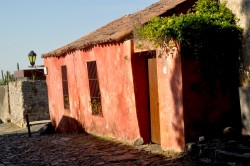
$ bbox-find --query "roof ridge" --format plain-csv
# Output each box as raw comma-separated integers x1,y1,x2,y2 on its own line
42,0,188,58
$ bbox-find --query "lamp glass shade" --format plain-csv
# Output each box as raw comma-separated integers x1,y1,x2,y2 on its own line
28,51,37,66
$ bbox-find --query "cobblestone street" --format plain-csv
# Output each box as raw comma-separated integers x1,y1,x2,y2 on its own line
1,122,250,165
0,122,192,166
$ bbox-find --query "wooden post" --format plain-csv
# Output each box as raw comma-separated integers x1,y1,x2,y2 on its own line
25,114,31,137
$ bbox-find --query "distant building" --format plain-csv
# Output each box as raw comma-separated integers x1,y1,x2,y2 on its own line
14,68,45,81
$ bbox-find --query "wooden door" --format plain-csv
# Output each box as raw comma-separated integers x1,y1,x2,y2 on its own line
148,59,161,144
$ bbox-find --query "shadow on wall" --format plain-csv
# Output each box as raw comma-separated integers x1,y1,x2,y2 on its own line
51,115,85,133
170,52,185,148
181,56,242,142
180,23,242,141
22,81,50,122
240,0,250,135
174,0,247,142
131,51,155,144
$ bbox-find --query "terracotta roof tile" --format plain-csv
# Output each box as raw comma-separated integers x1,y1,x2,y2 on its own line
42,0,189,58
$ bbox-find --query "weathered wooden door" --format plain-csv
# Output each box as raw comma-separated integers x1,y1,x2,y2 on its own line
148,59,161,144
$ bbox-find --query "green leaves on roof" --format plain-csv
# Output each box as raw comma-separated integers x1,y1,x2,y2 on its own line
135,0,242,55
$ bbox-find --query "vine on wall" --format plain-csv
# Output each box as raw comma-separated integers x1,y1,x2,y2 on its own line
135,0,244,84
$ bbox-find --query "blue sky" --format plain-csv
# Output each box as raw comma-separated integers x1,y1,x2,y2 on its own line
0,0,158,74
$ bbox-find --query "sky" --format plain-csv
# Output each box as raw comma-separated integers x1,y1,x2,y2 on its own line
0,0,158,74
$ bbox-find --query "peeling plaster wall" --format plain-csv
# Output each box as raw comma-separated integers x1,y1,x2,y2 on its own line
44,40,144,144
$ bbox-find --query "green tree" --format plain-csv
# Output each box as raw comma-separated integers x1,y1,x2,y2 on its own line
0,70,15,85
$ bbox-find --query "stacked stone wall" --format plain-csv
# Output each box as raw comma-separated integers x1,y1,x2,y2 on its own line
0,86,10,122
9,81,49,127
221,0,250,135
9,81,25,126
221,0,250,64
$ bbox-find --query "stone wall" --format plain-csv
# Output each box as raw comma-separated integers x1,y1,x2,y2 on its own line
9,81,50,127
221,0,250,65
239,87,250,135
0,85,10,123
221,0,250,136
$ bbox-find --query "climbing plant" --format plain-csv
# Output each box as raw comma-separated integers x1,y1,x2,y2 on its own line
135,0,244,84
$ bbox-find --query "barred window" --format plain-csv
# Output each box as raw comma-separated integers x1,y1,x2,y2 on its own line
87,61,103,116
61,65,70,110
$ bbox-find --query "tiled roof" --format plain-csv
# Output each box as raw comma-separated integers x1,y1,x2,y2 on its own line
42,0,190,58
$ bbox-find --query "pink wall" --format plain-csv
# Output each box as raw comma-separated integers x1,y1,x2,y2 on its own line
150,53,185,152
44,38,241,151
44,40,144,143
44,40,186,151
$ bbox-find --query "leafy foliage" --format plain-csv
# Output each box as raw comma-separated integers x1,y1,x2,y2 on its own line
135,0,243,84
90,99,103,116
135,0,242,54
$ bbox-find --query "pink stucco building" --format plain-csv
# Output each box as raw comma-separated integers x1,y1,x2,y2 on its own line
42,0,241,152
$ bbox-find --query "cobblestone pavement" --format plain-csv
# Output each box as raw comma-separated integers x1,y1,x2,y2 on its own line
0,122,193,166
1,122,250,165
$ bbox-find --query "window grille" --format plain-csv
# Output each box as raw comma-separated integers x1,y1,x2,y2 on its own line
87,61,103,116
61,65,70,109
